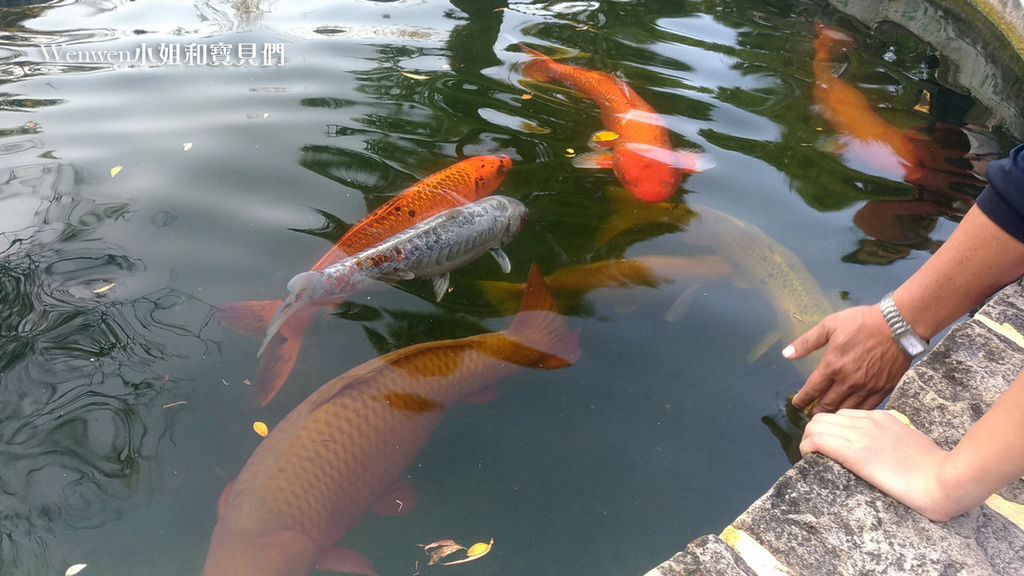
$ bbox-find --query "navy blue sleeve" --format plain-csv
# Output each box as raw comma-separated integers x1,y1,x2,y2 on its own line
977,144,1024,242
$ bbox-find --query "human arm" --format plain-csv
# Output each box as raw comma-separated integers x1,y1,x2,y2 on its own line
799,368,1024,522
785,203,1024,412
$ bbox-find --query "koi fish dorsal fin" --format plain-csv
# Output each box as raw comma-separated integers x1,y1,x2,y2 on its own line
506,264,581,368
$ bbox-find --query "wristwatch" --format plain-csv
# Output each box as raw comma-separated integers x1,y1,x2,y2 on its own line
879,292,929,358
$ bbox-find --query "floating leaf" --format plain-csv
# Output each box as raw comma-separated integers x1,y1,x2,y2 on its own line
521,93,533,100
443,539,493,565
110,166,122,178
420,538,493,566
400,71,431,80
162,401,187,409
183,142,193,151
565,148,576,158
66,564,87,576
91,282,115,294
422,540,464,565
591,130,619,144
253,421,269,437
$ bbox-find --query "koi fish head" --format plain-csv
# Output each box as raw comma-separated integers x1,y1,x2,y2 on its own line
494,195,528,245
201,525,319,576
258,272,335,358
611,143,688,203
469,154,513,200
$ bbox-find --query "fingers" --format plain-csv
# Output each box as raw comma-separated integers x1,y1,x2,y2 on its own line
782,319,831,360
791,366,832,409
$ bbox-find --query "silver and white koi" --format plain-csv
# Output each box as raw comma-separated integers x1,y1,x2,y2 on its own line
258,195,527,356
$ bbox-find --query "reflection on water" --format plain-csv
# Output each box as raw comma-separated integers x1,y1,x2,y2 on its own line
0,162,212,573
0,0,1020,574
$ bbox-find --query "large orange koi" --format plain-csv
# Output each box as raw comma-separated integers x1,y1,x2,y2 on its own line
812,23,930,181
215,155,512,405
520,46,711,202
201,264,579,576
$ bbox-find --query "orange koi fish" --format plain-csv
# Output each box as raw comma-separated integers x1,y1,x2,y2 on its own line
215,155,512,405
478,255,731,316
812,23,929,181
520,46,712,202
201,264,579,576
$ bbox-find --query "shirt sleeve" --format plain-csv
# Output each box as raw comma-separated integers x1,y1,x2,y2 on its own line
977,144,1024,242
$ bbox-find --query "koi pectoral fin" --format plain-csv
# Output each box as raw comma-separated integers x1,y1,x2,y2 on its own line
316,546,377,576
571,150,614,169
371,479,418,516
431,273,451,302
490,247,511,273
747,330,781,364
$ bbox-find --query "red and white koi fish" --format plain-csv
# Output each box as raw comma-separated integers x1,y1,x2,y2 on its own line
259,196,527,356
521,46,712,202
215,155,512,405
201,264,580,576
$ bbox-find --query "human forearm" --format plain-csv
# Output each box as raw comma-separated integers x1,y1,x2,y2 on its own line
926,371,1024,521
894,205,1024,341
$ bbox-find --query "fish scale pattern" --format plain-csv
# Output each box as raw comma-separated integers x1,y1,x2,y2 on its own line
312,155,511,271
212,310,573,559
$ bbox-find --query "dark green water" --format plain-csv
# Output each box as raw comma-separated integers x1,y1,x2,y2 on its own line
0,1,1018,575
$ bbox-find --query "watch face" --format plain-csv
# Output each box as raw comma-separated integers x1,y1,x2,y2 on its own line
899,333,927,356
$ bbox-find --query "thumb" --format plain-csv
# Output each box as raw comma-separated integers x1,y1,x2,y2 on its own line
782,319,831,360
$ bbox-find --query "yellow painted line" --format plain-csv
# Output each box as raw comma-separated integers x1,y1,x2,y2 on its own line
985,493,1024,532
719,525,791,576
974,314,1024,349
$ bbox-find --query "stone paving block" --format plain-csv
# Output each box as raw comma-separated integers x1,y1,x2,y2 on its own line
977,278,1024,328
642,536,756,576
913,320,1024,398
730,455,1024,576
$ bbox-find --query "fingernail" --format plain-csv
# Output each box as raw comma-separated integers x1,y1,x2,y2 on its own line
782,344,795,358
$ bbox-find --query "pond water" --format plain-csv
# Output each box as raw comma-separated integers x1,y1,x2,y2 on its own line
0,1,1019,575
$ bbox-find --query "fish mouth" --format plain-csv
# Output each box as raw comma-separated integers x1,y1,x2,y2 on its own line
258,293,303,358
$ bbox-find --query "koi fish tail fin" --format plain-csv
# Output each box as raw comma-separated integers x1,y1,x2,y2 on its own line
213,300,285,340
251,305,316,405
506,263,581,369
478,279,527,316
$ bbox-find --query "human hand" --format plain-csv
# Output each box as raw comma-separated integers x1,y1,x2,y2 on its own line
799,409,950,521
783,304,911,413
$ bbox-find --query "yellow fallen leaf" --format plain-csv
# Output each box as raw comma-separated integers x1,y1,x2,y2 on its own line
591,130,619,144
466,539,493,558
441,538,493,566
91,282,115,294
253,421,269,437
400,71,431,80
521,93,533,100
66,564,87,576
110,166,122,178
565,148,576,158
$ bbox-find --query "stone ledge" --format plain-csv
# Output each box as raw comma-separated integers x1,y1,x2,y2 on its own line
651,278,1024,575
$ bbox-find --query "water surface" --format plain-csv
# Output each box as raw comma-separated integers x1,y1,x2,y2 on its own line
0,1,1018,574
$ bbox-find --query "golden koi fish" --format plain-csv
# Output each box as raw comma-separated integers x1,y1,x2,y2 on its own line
201,264,580,576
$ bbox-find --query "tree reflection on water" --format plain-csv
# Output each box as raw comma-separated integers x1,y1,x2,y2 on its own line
0,162,212,574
